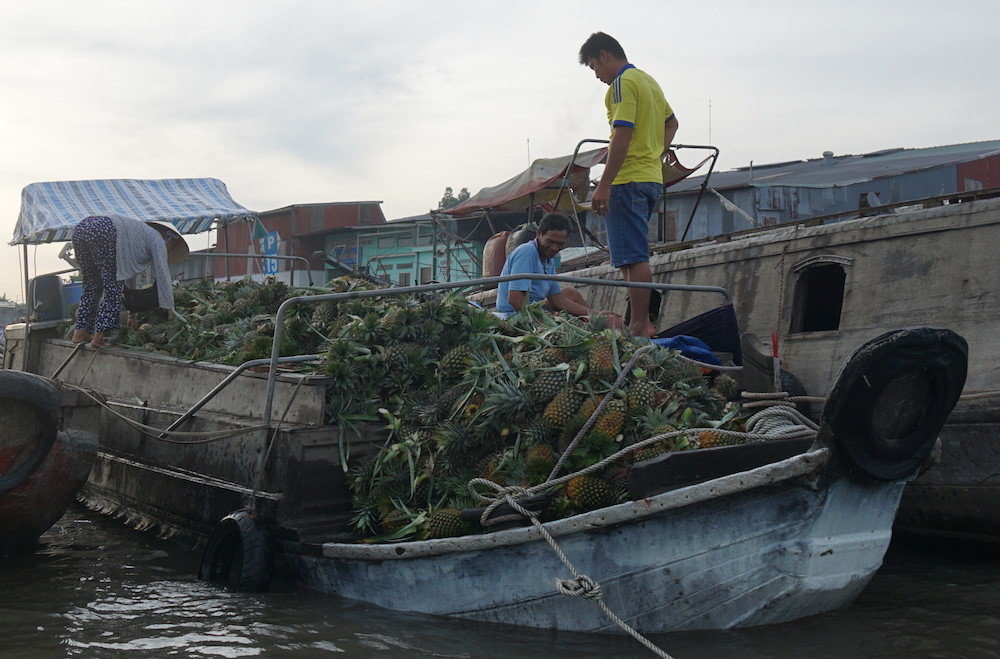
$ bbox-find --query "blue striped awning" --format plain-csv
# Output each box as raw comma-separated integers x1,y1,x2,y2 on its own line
12,178,258,245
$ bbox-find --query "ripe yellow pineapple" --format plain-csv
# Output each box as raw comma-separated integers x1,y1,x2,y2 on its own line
587,334,615,382
594,399,626,437
694,429,745,449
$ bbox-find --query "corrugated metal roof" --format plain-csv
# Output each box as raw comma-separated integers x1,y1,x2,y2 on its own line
669,140,1000,193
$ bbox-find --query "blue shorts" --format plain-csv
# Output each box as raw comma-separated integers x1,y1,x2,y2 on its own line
605,181,662,268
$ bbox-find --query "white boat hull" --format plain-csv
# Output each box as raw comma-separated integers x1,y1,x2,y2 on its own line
288,451,906,633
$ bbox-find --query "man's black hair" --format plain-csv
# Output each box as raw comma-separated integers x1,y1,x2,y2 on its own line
538,212,573,236
578,32,626,65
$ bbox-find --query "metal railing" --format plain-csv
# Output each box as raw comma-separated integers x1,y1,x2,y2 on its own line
188,252,315,286
262,273,733,428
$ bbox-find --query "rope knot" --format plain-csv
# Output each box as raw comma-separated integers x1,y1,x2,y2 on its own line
556,574,603,601
468,478,536,527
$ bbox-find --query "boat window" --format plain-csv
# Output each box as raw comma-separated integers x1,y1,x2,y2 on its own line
790,263,846,332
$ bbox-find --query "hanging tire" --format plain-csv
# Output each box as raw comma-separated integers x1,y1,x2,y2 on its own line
821,327,968,481
199,509,272,592
0,371,60,497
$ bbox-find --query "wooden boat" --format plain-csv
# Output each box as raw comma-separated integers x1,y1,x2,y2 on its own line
561,195,1000,543
0,370,98,551
2,288,968,632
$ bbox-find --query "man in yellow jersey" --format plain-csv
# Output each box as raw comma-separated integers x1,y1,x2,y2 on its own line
579,32,678,338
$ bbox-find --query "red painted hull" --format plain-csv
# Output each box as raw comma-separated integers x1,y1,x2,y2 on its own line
1,431,97,551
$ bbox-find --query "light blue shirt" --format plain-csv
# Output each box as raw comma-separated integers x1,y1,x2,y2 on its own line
496,240,560,315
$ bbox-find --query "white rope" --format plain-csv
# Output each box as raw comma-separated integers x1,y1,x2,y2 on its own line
548,344,655,481
674,352,743,372
464,402,821,658
959,389,1000,400
59,382,271,443
469,478,674,658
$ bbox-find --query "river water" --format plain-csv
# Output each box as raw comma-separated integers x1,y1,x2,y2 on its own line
3,503,998,659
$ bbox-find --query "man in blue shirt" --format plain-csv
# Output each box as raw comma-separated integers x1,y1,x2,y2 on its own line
496,213,619,324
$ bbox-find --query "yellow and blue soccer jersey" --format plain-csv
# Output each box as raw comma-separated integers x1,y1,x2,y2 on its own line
605,65,674,184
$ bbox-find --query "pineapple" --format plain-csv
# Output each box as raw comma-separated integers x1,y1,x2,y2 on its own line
528,369,566,409
538,346,570,366
712,373,741,401
587,333,616,382
594,399,626,438
565,475,614,511
379,508,413,534
481,377,532,425
633,408,686,460
381,341,423,370
542,387,585,430
626,375,656,412
439,344,474,379
577,396,600,422
694,429,745,449
423,508,470,539
525,443,557,483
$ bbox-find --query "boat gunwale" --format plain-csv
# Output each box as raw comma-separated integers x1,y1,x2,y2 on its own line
318,446,831,561
564,196,1000,279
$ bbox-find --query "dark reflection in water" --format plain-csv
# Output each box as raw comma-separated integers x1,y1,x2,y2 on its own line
3,504,998,658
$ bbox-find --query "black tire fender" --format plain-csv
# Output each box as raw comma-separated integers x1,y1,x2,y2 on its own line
0,371,60,497
198,509,272,592
780,369,813,420
822,327,968,481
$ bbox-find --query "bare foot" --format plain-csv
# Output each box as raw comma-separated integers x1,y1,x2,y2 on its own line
90,332,106,348
72,330,92,344
630,320,656,339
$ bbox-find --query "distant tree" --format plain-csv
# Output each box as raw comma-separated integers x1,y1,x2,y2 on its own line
437,186,471,210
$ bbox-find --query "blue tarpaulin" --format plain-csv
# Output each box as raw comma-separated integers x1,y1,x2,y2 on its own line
12,178,257,245
652,335,722,366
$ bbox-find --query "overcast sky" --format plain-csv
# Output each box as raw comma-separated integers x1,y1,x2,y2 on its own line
2,1,997,300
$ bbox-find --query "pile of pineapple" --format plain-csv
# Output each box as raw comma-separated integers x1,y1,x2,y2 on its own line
113,277,325,365
113,276,747,543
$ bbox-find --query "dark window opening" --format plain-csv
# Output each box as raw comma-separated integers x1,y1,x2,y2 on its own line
790,264,845,332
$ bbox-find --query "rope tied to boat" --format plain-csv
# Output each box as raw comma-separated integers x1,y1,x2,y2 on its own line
556,574,603,601
464,392,822,658
467,476,674,658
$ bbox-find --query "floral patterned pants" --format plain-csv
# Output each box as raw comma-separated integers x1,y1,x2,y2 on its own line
71,216,122,334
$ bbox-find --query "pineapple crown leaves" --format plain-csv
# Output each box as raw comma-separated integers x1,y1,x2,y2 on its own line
537,315,591,349
705,402,743,430
507,302,555,332
360,510,428,544
479,375,533,426
585,313,612,333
